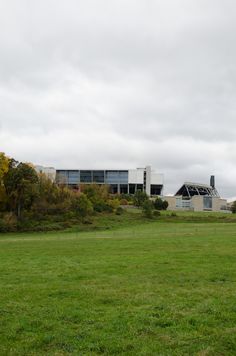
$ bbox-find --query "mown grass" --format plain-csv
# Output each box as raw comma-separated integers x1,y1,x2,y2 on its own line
0,216,236,355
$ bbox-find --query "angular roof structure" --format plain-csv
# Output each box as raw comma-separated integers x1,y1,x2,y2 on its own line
175,182,220,198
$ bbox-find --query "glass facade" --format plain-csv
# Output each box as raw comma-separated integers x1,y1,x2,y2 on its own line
93,171,105,183
68,170,80,185
56,168,162,196
80,171,92,183
56,170,69,184
151,185,162,196
105,171,128,184
57,170,129,185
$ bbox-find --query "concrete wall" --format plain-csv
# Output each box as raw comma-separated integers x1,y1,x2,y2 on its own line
191,196,204,211
212,198,228,212
128,169,144,184
151,172,164,185
163,196,177,210
163,195,230,212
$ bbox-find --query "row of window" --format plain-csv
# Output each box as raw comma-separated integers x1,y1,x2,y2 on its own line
56,170,129,184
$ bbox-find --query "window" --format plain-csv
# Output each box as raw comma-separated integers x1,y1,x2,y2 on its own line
120,184,128,194
80,170,92,183
203,196,212,210
56,170,68,184
151,185,162,196
68,171,80,185
92,171,105,183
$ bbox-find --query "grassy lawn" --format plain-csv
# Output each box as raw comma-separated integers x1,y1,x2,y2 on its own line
0,218,236,355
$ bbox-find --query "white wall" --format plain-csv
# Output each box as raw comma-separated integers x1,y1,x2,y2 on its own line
151,172,164,185
128,169,144,184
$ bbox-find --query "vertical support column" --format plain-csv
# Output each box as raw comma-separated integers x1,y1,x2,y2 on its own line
145,166,151,196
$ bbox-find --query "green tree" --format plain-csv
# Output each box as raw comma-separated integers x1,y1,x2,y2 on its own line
154,197,169,211
142,199,154,218
4,163,39,218
231,201,236,214
72,193,93,218
81,184,110,212
162,200,169,210
133,190,148,207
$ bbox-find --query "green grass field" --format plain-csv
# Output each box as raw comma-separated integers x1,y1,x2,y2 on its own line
1,214,236,355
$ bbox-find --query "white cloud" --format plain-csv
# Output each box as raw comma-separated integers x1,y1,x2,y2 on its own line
0,0,236,197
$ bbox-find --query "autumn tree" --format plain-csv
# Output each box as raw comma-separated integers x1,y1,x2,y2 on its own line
4,163,39,218
0,152,10,210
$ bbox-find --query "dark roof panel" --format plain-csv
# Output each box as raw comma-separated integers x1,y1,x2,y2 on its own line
175,182,220,198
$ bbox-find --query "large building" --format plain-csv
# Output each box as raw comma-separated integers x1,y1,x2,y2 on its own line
56,166,164,196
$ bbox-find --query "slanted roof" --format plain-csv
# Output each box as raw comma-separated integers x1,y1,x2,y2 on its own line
175,182,220,198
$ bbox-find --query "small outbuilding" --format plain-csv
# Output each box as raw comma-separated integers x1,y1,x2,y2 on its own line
163,176,230,213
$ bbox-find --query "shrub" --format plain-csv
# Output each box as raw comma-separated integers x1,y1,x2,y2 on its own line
94,201,113,213
231,201,236,214
142,200,154,219
119,199,128,205
107,199,120,210
72,193,93,218
120,194,132,201
153,210,161,217
116,207,124,215
3,212,17,231
0,220,8,232
162,200,169,210
133,190,149,207
154,198,169,210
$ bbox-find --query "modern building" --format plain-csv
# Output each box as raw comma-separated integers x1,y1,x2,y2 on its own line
163,176,230,213
35,165,56,181
56,166,164,196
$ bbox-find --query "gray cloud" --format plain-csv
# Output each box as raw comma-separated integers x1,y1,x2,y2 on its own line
0,0,236,197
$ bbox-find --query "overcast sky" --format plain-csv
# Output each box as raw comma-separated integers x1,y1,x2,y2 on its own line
0,0,236,198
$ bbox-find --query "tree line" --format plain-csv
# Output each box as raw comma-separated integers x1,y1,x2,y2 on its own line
0,152,169,232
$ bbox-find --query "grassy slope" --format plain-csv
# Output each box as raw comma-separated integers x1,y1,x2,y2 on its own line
0,216,236,354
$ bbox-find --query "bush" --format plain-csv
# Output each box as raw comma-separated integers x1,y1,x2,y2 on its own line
231,201,236,214
72,193,93,218
116,207,124,215
133,190,149,207
94,201,113,213
154,198,169,211
0,213,18,232
120,194,133,201
153,210,161,217
107,199,120,211
119,199,128,205
142,200,154,219
0,220,8,232
162,200,169,210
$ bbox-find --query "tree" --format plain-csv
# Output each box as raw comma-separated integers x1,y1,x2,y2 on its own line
4,163,39,218
142,199,154,218
231,201,236,214
0,152,9,184
162,200,169,210
81,184,110,212
154,197,169,211
72,193,93,218
133,190,148,207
